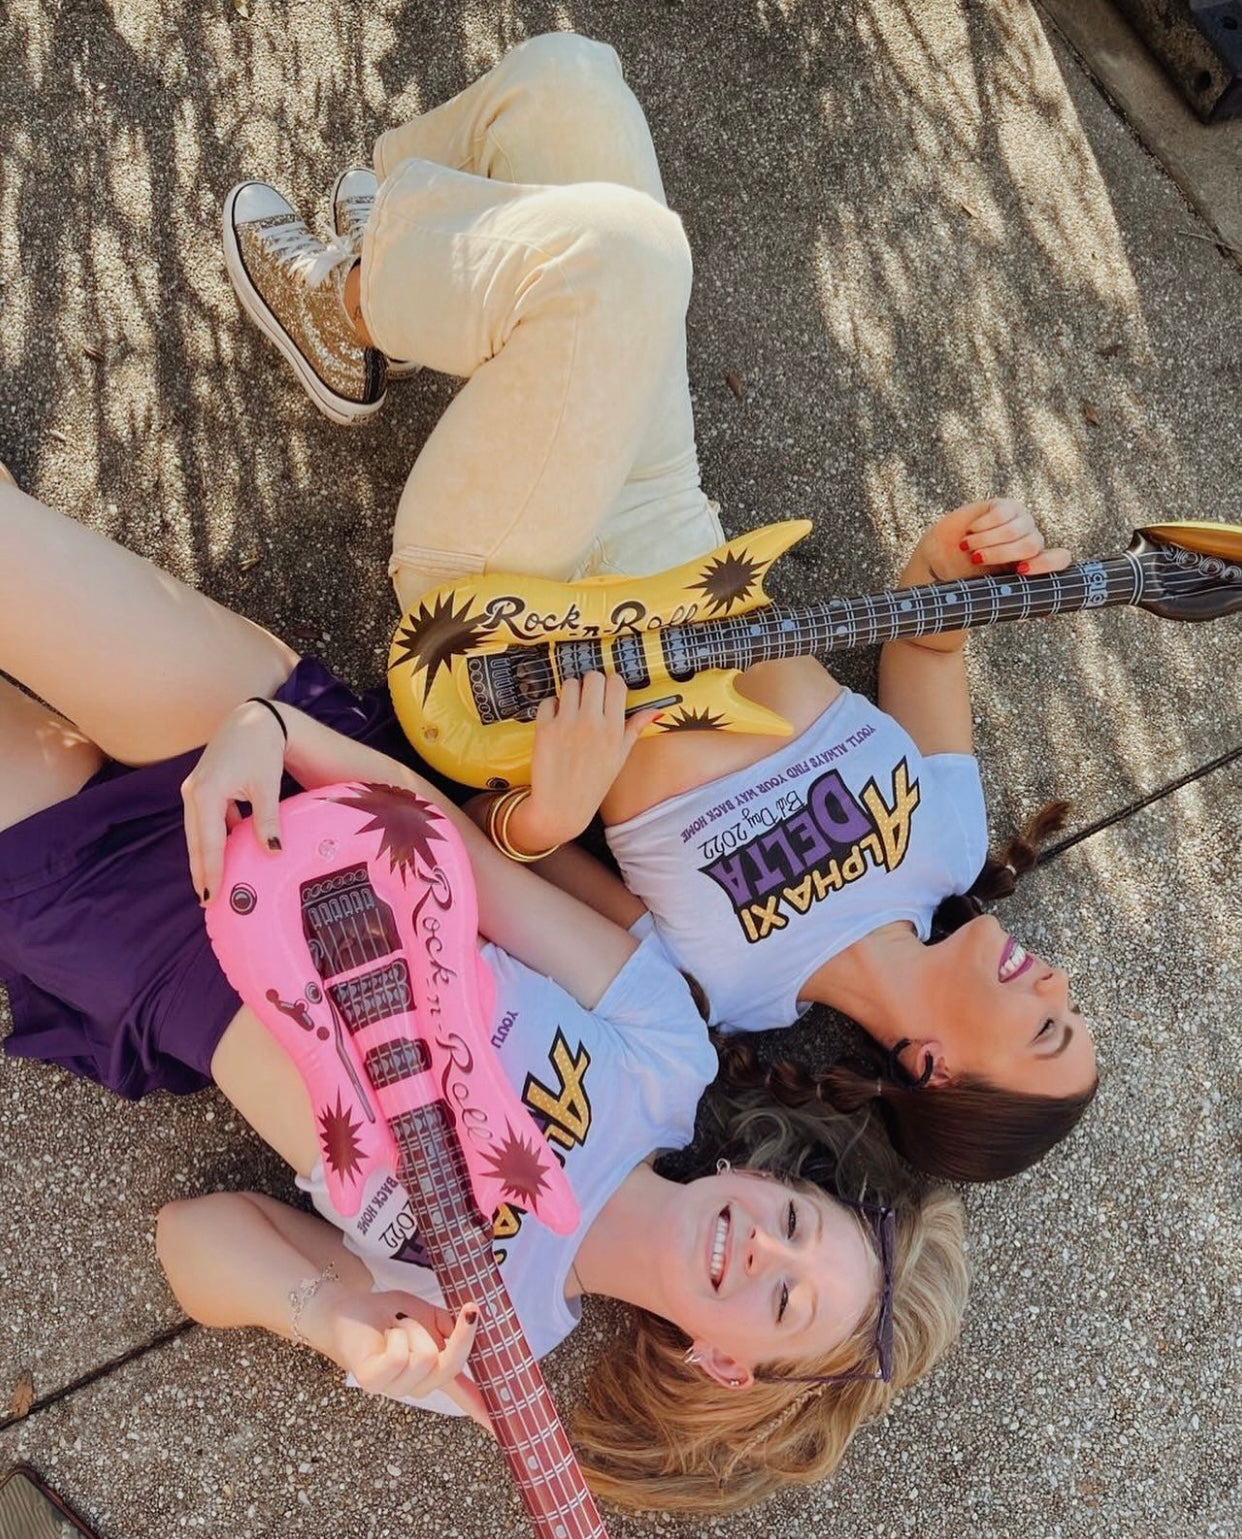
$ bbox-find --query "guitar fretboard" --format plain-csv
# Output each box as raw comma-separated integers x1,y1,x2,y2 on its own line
655,553,1146,676
389,1101,607,1539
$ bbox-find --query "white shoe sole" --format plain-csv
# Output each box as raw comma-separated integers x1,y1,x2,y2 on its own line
223,182,386,427
328,169,421,382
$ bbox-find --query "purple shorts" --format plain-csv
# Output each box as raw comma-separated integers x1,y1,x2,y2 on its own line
0,659,431,1099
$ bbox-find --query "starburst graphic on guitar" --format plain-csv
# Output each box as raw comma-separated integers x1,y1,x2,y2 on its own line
318,1090,367,1181
688,547,764,615
389,590,494,703
661,704,728,732
330,784,446,880
481,1125,557,1209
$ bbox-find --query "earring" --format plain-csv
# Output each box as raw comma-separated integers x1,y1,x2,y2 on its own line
684,1348,701,1366
716,1157,731,1175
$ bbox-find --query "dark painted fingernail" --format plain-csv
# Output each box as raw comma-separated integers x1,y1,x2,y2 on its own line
970,552,984,564
395,1311,408,1321
1017,561,1031,574
201,888,210,904
267,836,282,851
463,1304,480,1323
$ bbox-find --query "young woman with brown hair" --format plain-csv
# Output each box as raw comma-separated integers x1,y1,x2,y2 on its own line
223,32,1099,1181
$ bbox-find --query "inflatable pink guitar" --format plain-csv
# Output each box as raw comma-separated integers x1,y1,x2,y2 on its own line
205,782,608,1539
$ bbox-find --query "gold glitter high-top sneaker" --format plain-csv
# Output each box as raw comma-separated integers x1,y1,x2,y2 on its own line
329,167,420,381
223,181,387,425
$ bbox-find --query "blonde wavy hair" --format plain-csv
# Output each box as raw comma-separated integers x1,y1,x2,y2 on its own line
571,1090,970,1514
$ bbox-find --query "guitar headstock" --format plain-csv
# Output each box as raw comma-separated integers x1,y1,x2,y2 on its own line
207,785,580,1237
1130,522,1242,622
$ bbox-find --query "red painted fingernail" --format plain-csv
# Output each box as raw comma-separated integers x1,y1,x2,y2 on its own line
1017,561,1031,574
463,1304,480,1323
958,540,970,552
970,551,984,564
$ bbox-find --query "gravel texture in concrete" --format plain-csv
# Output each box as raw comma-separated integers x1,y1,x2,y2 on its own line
1,2,1238,1536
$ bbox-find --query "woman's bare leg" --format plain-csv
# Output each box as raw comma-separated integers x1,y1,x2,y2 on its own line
0,483,298,765
0,676,104,833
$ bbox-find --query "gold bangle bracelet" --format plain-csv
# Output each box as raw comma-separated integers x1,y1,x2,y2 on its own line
484,788,525,849
485,787,561,864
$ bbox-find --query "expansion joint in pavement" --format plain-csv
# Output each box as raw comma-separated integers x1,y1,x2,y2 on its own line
0,1321,195,1436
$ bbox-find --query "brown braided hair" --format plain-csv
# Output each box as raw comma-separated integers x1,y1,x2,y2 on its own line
718,802,1098,1183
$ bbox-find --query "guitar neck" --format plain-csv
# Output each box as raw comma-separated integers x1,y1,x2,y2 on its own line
389,1101,607,1539
660,552,1146,673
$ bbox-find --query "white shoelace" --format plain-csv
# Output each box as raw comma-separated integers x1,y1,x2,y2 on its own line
263,220,355,289
337,194,374,243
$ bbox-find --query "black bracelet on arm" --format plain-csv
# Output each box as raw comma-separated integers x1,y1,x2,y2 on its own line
245,696,289,745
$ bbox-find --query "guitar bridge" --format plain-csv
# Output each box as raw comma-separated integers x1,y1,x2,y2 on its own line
466,645,557,725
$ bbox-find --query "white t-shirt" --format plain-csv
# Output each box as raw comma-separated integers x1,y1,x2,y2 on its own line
607,690,989,1034
297,930,714,1415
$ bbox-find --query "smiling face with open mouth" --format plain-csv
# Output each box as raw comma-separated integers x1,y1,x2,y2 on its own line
920,914,1099,1097
653,1167,882,1381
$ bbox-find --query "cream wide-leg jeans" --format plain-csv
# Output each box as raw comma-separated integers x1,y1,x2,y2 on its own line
361,32,724,610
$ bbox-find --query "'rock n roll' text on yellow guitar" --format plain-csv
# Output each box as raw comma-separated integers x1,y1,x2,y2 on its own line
387,519,1242,790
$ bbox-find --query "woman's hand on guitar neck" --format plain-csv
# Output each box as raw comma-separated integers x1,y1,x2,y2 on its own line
510,671,660,853
880,499,1072,755
901,499,1073,653
313,1284,494,1433
915,498,1072,585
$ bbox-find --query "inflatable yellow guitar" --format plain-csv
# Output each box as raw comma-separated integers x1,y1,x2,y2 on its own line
388,519,1242,789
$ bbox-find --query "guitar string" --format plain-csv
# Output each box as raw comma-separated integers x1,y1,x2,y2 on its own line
306,856,602,1536
317,891,598,1531
527,555,1228,692
379,935,596,1529
405,1113,594,1529
702,564,1139,659
662,559,1224,669
698,560,1225,655
396,1121,571,1500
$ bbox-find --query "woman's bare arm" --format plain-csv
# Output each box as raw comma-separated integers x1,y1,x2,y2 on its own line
462,794,648,929
155,1191,490,1427
183,700,638,1010
878,500,1071,756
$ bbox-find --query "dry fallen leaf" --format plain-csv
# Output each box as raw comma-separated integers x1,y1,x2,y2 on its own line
238,553,263,573
724,371,744,401
233,0,251,15
958,199,978,219
83,344,104,363
8,1369,34,1419
1082,400,1101,427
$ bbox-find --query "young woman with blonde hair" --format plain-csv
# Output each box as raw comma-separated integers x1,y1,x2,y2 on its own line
0,462,967,1511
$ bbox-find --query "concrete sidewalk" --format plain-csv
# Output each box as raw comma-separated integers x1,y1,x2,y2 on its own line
1,2,1238,1536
